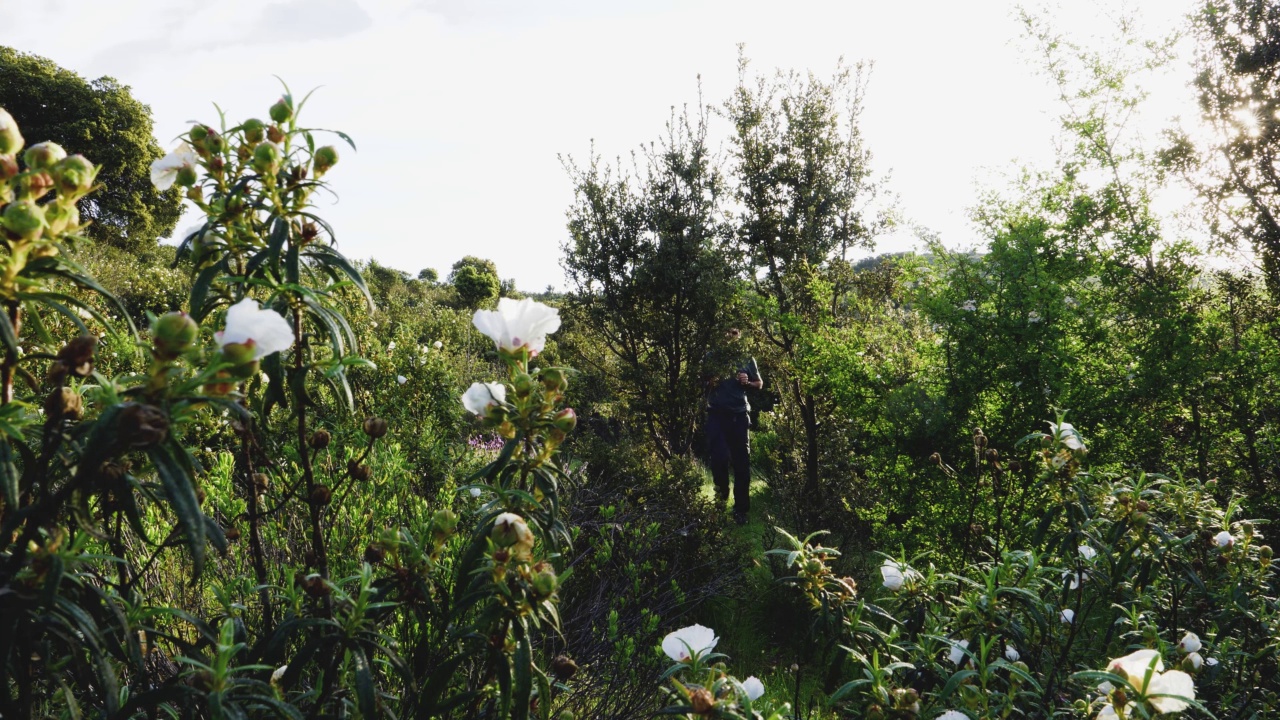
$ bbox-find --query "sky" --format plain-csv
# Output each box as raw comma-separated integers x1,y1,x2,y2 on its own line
1,0,1204,291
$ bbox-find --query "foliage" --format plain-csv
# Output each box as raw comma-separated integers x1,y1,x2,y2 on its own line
562,104,740,459
774,418,1279,718
0,47,182,252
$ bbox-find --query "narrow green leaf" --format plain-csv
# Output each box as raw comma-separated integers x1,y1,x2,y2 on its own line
148,442,207,577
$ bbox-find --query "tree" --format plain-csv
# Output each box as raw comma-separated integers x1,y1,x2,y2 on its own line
725,53,889,499
417,267,438,283
1177,0,1280,295
563,105,740,458
448,255,500,308
0,47,182,252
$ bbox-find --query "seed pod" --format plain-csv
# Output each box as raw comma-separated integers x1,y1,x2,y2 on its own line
364,543,386,564
310,485,332,505
224,527,242,541
689,688,715,715
44,386,83,421
362,416,388,439
269,98,292,124
550,655,578,681
118,402,170,448
347,460,372,482
308,429,331,449
252,473,270,493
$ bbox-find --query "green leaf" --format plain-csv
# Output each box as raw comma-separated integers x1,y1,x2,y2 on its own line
351,645,377,720
0,440,18,515
148,441,208,578
513,634,532,720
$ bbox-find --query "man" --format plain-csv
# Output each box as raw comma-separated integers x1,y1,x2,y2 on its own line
704,327,762,525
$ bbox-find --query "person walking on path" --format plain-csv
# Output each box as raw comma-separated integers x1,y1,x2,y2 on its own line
704,327,762,525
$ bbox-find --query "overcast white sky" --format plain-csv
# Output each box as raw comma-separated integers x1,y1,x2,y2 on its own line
2,0,1202,290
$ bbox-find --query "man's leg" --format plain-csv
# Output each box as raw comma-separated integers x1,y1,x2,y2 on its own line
729,413,751,518
706,412,730,503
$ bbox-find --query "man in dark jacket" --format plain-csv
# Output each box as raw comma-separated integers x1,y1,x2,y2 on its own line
704,328,762,525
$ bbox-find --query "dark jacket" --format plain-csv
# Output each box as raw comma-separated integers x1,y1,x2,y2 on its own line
706,353,761,414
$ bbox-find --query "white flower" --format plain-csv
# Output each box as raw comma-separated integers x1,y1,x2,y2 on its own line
1084,275,1102,288
1028,310,1042,323
1079,545,1097,560
1062,569,1086,590
1097,680,1115,694
880,560,920,591
661,624,718,662
1186,652,1203,670
1064,296,1077,307
469,487,482,498
1005,645,1020,662
216,298,295,359
271,665,288,683
1179,632,1201,654
1205,657,1219,667
1095,704,1118,720
433,340,444,349
742,675,764,701
472,298,561,355
461,382,506,417
388,341,396,350
1060,608,1075,624
936,711,969,720
1147,670,1195,713
1214,530,1234,548
397,375,408,385
1048,420,1086,451
1105,648,1195,713
149,142,199,191
948,639,970,666
960,300,977,312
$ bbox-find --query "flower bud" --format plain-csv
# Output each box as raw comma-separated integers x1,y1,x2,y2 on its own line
224,526,242,541
218,341,260,379
23,142,66,172
253,142,282,176
310,485,332,505
929,452,942,465
432,508,459,535
269,98,292,124
43,202,79,236
152,311,199,360
491,512,529,547
362,416,389,439
189,125,210,145
0,154,18,181
540,367,568,392
205,130,226,155
52,155,95,196
267,124,285,144
364,543,385,564
175,164,198,187
513,372,536,397
531,565,558,596
313,145,338,176
2,199,46,240
242,118,265,143
309,429,331,449
552,408,577,434
0,109,23,156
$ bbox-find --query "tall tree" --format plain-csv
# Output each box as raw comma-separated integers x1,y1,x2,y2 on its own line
1177,0,1280,294
725,53,889,497
0,47,181,252
563,105,739,458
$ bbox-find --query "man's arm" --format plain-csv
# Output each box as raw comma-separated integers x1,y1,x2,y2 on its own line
745,357,763,390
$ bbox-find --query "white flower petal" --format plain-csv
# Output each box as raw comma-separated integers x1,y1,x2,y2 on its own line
397,375,408,385
661,624,718,662
948,640,969,666
936,711,969,720
472,298,561,354
742,675,764,701
1005,645,1020,662
1179,632,1201,654
217,298,294,359
1079,545,1097,560
1095,703,1118,720
1214,530,1234,548
1060,608,1075,624
1147,669,1195,714
150,142,198,191
880,560,905,591
461,381,506,416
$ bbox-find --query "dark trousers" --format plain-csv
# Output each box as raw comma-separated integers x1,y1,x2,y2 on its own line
707,410,750,514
